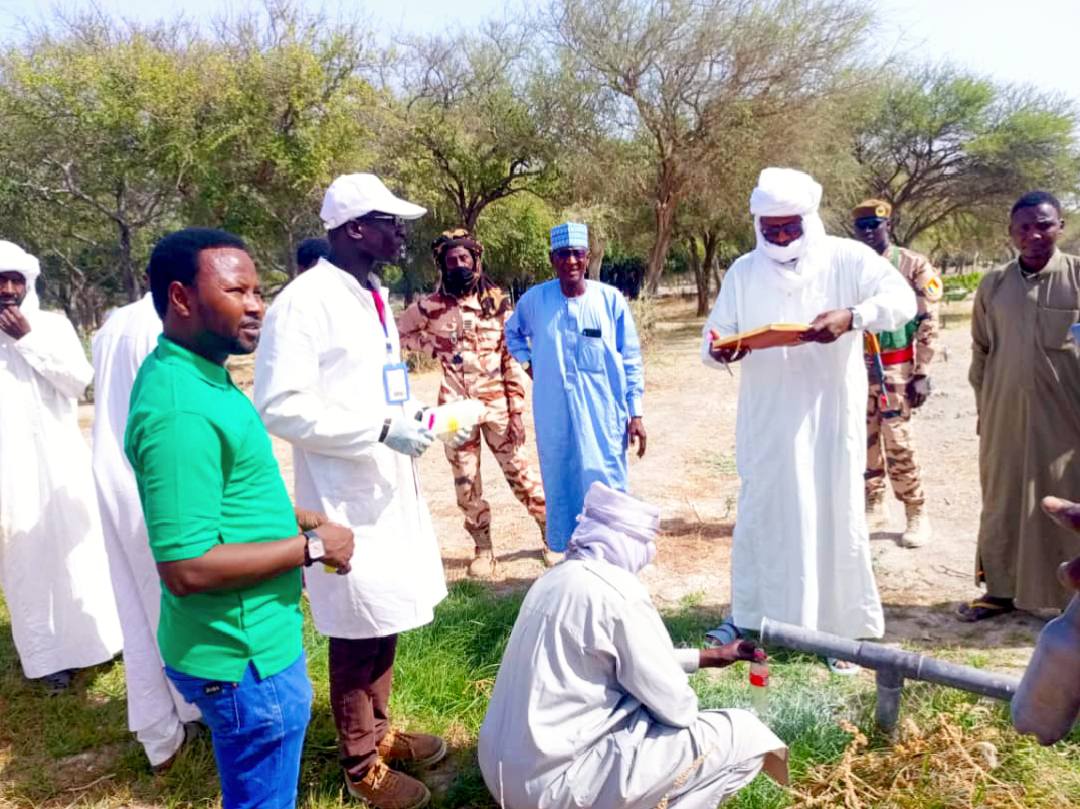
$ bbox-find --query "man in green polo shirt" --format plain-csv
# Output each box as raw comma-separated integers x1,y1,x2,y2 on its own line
125,228,354,809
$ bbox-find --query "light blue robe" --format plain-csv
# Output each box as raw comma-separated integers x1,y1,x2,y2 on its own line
505,280,644,550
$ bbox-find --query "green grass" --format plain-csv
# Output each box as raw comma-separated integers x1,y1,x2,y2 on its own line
0,584,1077,807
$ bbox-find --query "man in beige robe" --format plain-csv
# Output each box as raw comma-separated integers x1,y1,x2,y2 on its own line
963,190,1080,620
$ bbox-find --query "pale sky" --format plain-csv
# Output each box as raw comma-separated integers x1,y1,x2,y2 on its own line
0,0,1077,102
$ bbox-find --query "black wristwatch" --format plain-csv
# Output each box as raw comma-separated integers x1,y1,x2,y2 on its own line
303,529,325,567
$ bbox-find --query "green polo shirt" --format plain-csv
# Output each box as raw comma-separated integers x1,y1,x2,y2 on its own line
125,336,302,682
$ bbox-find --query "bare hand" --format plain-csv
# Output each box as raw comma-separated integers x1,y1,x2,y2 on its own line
295,508,328,532
1041,496,1080,533
906,375,931,408
801,308,853,343
628,416,647,458
507,412,526,447
316,522,354,575
0,305,31,339
699,640,766,669
709,345,751,364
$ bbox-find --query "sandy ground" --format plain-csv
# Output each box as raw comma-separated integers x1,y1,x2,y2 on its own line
80,297,1045,674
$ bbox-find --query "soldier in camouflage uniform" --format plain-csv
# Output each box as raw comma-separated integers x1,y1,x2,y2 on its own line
853,199,942,548
398,229,549,578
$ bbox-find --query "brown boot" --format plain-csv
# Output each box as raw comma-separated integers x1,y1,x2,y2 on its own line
467,548,497,578
378,729,447,767
345,760,431,809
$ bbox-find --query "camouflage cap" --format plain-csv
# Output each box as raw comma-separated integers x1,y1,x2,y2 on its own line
431,228,484,267
852,198,892,220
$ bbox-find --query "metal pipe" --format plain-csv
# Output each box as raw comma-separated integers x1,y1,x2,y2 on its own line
760,618,1020,702
875,668,904,731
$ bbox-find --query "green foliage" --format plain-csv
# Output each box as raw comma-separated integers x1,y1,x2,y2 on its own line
943,271,984,296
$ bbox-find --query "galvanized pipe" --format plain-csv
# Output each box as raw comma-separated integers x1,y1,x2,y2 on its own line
760,618,1020,716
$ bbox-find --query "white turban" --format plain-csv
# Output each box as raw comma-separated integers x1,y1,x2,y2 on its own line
750,167,822,216
749,168,826,268
0,240,41,312
565,482,660,575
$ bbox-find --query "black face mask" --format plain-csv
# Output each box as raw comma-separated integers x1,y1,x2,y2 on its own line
443,267,476,297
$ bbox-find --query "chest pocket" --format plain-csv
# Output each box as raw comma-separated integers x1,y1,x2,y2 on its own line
577,332,607,373
1038,307,1079,351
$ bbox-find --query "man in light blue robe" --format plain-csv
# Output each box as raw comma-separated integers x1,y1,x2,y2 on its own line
505,222,646,552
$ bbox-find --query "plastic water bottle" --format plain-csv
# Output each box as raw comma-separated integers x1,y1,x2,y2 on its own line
749,660,770,716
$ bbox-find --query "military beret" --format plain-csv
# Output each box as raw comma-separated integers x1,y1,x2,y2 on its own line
852,198,892,220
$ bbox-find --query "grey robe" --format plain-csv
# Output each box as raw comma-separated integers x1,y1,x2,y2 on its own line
970,251,1080,610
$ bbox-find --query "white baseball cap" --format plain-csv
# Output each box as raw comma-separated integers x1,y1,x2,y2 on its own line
320,173,427,230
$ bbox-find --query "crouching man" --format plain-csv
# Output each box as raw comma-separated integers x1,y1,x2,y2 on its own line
478,482,788,809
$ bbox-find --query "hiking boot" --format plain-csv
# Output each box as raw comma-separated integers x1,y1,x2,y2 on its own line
345,760,430,809
467,549,497,579
900,503,931,548
377,729,447,767
866,496,888,532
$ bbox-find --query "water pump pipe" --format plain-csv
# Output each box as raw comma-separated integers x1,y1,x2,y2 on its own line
760,618,1020,732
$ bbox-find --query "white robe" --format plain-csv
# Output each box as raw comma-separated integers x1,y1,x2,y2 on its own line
478,559,788,809
91,294,199,761
255,259,447,639
0,292,122,678
702,236,916,639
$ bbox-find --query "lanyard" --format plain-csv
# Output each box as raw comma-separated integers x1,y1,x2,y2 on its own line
368,285,392,354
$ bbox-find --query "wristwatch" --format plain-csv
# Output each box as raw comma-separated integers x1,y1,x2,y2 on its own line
847,306,864,331
303,529,325,567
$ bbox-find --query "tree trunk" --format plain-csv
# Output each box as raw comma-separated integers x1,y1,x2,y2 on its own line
587,231,606,280
645,198,677,295
697,229,719,316
119,221,139,303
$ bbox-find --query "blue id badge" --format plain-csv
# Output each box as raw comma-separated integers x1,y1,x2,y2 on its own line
383,362,411,405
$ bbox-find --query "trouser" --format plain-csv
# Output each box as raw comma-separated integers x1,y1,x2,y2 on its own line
329,634,397,780
165,653,312,809
865,361,924,506
446,409,546,551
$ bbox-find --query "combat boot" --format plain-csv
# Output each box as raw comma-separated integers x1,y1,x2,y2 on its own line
900,503,931,548
866,495,888,532
467,528,497,578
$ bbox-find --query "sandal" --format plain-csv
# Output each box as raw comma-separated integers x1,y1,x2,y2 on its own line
826,657,861,676
957,596,1015,623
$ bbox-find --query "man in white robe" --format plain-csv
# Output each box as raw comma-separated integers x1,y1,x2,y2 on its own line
91,292,200,769
478,481,788,809
0,241,122,691
700,168,915,656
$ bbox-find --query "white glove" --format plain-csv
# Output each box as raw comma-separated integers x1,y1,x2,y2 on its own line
444,424,476,449
382,415,435,457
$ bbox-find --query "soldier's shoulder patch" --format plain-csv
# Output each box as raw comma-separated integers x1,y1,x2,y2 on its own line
922,276,943,302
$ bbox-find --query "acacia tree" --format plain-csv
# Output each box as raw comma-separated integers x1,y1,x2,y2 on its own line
547,0,873,293
0,15,211,308
383,21,560,232
851,64,1080,247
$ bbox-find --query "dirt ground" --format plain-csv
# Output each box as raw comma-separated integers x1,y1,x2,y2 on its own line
82,296,1045,674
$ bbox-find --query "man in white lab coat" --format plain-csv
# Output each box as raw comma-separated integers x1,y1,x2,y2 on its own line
701,168,915,671
91,291,201,769
478,482,788,809
0,241,122,692
256,174,452,809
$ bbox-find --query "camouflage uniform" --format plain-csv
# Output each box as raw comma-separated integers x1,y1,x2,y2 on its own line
398,289,546,552
865,244,942,506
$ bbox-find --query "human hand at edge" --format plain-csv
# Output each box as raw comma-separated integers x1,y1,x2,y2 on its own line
628,416,647,458
699,640,766,669
315,522,354,575
801,308,853,343
507,412,526,447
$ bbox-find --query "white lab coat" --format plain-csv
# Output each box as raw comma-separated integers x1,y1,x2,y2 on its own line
91,294,199,759
255,259,447,639
701,236,916,639
0,290,122,678
478,559,788,809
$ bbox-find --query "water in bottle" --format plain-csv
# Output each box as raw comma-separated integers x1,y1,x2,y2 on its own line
749,660,770,716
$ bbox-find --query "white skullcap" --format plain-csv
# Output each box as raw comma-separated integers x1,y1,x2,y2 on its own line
749,167,823,217
0,240,40,287
320,173,427,231
565,482,660,574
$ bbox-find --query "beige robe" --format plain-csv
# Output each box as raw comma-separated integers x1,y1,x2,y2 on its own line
970,251,1080,610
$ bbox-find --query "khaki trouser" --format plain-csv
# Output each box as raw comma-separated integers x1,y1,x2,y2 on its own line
865,359,924,507
445,406,546,550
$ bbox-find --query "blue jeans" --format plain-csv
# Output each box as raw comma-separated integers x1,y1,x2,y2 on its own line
166,653,312,809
